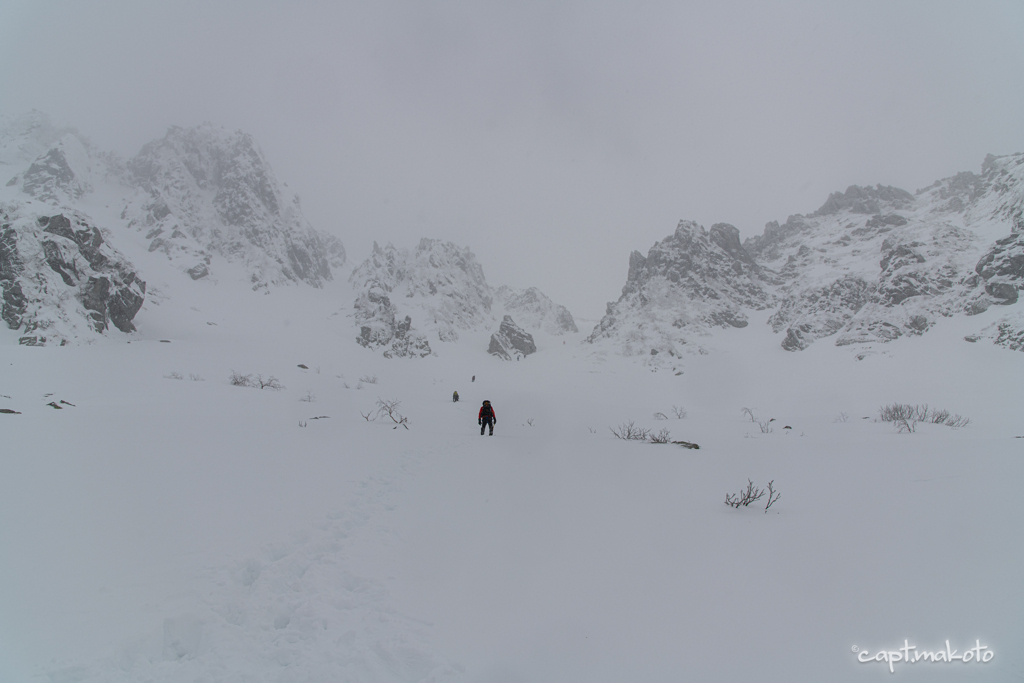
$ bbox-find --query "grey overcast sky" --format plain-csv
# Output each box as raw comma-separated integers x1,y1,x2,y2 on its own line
2,1,1022,319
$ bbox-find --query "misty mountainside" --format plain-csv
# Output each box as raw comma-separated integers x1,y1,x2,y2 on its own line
494,285,578,335
122,124,345,290
0,112,345,345
349,239,579,358
588,152,1024,361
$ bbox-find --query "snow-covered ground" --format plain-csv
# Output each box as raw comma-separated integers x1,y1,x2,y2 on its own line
1,274,1021,682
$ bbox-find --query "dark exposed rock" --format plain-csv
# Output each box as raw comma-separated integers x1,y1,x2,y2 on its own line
43,240,78,286
22,148,83,203
0,226,23,281
993,321,1024,351
488,315,536,360
815,185,915,216
108,281,145,332
781,327,811,351
866,213,908,229
0,208,146,339
187,264,209,280
2,280,27,329
82,276,110,331
974,232,1023,304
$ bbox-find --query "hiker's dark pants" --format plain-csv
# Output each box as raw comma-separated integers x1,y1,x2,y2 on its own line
480,418,494,435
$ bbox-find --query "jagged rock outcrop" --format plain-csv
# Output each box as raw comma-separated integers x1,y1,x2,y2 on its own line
350,239,492,354
122,124,344,288
973,232,1023,305
0,206,145,344
495,286,577,334
586,221,770,359
814,185,916,216
488,315,536,360
590,152,1024,359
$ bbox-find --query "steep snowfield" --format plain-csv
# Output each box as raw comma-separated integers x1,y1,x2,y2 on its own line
1,277,1022,682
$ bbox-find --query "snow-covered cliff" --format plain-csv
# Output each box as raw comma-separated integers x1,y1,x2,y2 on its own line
588,153,1024,359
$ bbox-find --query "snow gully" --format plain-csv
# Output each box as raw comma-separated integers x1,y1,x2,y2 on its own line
853,640,994,672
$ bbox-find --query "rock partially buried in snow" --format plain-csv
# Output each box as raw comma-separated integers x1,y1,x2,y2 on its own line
488,315,536,360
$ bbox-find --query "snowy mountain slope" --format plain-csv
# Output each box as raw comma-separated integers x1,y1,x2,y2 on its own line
589,153,1024,360
494,285,578,335
0,113,347,345
121,124,345,290
585,220,771,366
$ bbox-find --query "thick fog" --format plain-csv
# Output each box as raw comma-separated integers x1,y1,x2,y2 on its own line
1,0,1022,318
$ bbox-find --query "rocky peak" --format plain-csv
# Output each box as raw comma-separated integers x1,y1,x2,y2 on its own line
350,239,493,353
123,124,344,288
488,315,536,360
495,285,578,335
591,152,1024,360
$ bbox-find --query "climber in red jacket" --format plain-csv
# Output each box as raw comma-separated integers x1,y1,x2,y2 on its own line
478,400,496,436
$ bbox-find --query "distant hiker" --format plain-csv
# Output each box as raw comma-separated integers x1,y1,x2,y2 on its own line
453,390,459,402
478,400,496,436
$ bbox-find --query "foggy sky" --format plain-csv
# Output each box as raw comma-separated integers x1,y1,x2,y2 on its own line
2,0,1022,319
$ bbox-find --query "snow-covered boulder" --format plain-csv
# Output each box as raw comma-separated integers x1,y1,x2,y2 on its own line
488,315,536,360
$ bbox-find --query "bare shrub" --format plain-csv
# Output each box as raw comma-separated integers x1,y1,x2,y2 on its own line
359,375,379,385
833,412,849,423
610,421,651,441
671,405,687,419
164,372,183,380
653,412,669,420
300,390,316,403
229,370,253,387
764,480,781,512
879,403,916,423
360,410,375,421
895,417,916,433
758,418,775,433
375,398,409,429
880,403,970,431
189,374,205,382
525,418,535,427
741,407,756,422
725,479,765,508
648,428,672,444
945,414,971,428
255,374,284,391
